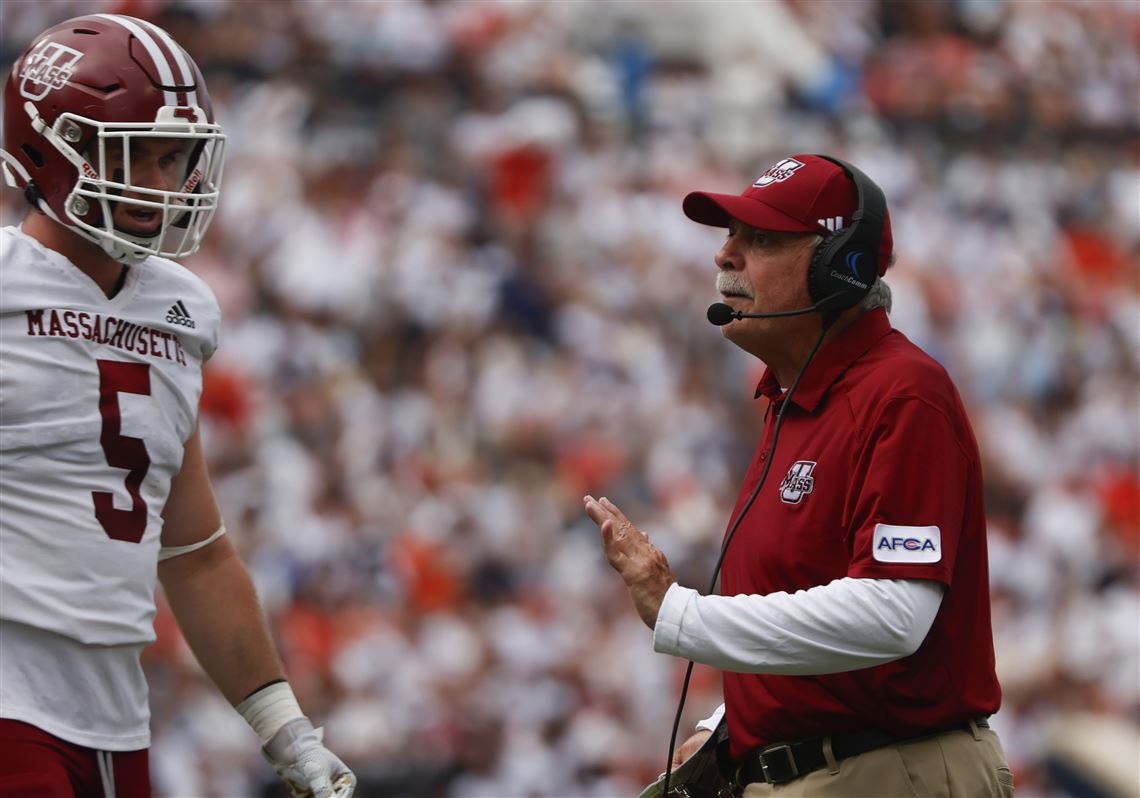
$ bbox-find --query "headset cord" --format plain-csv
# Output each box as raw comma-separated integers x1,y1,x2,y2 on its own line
661,319,833,796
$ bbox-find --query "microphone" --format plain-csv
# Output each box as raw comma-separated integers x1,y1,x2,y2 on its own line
706,301,826,326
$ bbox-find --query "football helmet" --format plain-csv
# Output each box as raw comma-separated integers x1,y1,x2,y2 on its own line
1,13,225,264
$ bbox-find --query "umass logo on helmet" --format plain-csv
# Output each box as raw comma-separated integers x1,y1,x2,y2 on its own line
18,41,84,102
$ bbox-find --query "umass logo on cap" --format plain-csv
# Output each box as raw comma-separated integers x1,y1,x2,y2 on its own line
752,158,805,188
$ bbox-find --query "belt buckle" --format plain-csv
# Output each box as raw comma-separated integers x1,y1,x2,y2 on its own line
758,743,799,784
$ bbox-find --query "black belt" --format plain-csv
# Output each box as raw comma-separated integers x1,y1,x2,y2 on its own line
732,717,990,786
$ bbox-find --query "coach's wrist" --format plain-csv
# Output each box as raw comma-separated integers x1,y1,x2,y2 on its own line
236,680,307,743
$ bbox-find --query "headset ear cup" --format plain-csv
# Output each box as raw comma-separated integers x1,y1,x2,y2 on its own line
809,231,876,313
808,233,843,308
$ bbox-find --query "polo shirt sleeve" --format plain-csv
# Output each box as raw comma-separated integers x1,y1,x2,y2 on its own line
846,395,973,585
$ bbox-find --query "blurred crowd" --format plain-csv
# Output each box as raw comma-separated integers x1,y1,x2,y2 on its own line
2,1,1138,796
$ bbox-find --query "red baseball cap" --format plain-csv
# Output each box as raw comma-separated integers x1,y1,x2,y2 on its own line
683,154,894,275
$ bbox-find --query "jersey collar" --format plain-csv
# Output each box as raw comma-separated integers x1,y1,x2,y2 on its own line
755,308,894,411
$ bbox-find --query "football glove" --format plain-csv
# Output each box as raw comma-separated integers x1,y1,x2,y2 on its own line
262,717,356,798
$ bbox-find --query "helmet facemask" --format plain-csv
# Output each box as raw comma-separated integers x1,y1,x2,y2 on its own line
36,104,225,265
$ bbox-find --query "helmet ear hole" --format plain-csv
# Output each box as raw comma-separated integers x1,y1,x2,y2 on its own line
21,144,45,168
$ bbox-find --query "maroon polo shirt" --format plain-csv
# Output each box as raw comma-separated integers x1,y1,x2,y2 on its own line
720,308,1001,760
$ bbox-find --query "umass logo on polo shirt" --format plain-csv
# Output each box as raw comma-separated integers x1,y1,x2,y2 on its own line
779,460,816,504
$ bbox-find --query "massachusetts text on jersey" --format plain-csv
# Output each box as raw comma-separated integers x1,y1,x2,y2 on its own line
24,308,189,365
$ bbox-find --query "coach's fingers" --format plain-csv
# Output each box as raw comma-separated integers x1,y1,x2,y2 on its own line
583,495,611,527
585,496,637,541
600,512,641,555
600,497,648,540
592,494,647,540
599,496,625,517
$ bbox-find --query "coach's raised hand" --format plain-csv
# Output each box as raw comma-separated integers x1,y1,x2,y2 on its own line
584,496,675,629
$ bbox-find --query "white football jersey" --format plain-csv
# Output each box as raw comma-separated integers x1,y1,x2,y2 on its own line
0,225,220,749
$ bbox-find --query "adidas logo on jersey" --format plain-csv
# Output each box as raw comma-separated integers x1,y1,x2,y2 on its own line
166,300,196,328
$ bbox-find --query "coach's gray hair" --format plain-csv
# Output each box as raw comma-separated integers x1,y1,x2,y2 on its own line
860,276,892,313
807,235,895,314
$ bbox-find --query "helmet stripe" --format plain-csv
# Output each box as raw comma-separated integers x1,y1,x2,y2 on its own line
131,16,199,108
93,14,182,108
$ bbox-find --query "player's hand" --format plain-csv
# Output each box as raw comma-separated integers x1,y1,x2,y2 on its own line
262,718,356,798
672,729,713,768
584,495,675,629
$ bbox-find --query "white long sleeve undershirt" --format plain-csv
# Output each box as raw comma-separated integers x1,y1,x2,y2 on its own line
655,576,944,673
654,577,946,731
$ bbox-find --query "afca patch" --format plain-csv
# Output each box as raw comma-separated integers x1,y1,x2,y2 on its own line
872,524,941,564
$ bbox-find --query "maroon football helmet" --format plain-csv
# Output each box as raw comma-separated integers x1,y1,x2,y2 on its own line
1,13,225,264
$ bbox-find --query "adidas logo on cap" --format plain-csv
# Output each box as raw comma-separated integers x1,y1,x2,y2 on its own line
166,300,196,329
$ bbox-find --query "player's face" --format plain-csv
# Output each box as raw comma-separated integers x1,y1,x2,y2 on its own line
100,137,194,236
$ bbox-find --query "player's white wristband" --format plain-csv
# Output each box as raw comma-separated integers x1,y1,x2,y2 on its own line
236,681,306,743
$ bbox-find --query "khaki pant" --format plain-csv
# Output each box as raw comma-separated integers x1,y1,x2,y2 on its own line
741,724,1014,798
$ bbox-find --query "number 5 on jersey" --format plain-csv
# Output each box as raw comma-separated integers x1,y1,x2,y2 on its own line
93,359,152,543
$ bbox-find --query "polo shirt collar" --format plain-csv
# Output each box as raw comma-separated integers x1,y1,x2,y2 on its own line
755,309,894,411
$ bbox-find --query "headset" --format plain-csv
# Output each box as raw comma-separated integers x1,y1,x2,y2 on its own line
806,155,889,317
